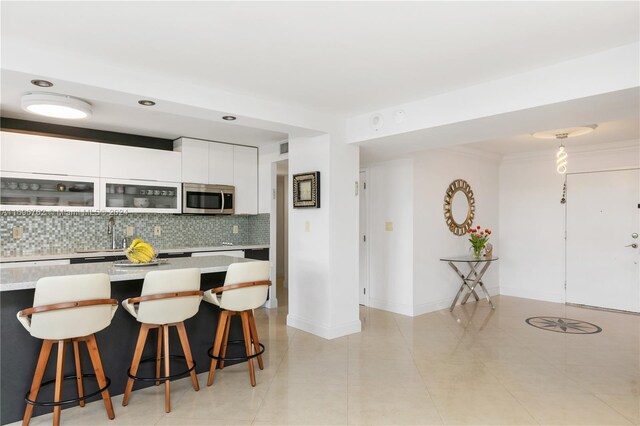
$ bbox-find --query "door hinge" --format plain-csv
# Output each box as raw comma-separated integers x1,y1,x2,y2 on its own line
364,182,367,190
363,235,366,242
364,288,366,295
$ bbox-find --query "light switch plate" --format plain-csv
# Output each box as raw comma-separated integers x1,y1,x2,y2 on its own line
12,226,23,239
126,226,134,236
305,221,310,232
385,222,393,232
233,225,239,234
154,226,162,236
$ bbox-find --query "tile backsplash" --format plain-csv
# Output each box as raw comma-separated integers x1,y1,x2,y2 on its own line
0,212,269,256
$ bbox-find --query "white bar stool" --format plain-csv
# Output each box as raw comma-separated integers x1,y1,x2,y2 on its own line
121,268,203,413
17,273,118,426
203,261,271,387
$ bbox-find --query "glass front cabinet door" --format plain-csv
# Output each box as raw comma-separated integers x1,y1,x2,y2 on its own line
100,179,181,213
0,172,99,211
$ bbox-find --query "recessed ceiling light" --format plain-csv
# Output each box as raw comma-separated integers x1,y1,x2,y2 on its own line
21,92,92,119
532,125,597,139
30,79,53,88
138,100,156,106
222,115,237,121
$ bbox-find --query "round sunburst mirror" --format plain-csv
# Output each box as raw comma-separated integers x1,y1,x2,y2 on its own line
443,179,475,236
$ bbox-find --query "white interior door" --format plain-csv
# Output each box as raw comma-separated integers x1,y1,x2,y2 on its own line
566,169,640,312
359,171,369,305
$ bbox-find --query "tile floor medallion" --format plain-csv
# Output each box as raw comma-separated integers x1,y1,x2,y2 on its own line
526,317,603,334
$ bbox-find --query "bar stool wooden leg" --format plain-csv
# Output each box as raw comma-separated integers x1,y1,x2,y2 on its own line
163,324,171,413
207,311,228,386
85,334,115,420
72,340,85,407
22,340,54,426
240,311,256,387
52,340,66,426
247,310,263,370
218,314,232,369
155,326,163,386
175,322,199,391
123,324,150,406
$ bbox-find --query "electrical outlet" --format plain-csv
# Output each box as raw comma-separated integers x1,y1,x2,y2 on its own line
385,221,393,232
126,226,134,236
154,226,162,236
232,225,239,234
305,221,310,232
12,226,23,239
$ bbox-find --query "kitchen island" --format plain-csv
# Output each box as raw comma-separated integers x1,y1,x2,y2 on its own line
0,255,258,425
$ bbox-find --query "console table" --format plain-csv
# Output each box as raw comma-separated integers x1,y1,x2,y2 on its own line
440,256,498,311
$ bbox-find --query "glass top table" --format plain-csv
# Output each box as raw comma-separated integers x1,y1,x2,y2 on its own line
440,256,499,311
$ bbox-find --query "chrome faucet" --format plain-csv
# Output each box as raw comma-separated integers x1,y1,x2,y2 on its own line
107,216,117,249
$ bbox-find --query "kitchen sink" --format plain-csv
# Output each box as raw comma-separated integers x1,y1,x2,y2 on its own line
74,249,125,254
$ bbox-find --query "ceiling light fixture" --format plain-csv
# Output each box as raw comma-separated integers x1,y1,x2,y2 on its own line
138,100,156,106
30,79,53,88
222,115,237,121
532,125,597,175
21,92,92,119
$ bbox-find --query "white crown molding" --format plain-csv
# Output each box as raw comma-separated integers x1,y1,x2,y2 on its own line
501,139,639,164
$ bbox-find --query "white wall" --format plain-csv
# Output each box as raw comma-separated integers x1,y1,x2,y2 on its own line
367,159,415,315
499,140,640,302
364,148,500,316
413,148,500,314
287,132,361,339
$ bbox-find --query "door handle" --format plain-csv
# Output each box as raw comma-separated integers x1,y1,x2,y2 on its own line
625,243,638,248
220,190,225,213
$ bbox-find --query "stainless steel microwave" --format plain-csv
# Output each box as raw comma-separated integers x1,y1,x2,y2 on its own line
182,183,234,214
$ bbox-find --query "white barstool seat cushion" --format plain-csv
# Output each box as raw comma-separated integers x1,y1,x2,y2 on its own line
123,268,202,325
17,273,116,340
203,261,270,312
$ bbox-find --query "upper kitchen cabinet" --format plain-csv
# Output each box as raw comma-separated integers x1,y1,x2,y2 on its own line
233,145,258,215
100,144,181,182
0,131,100,177
208,143,234,185
174,138,258,214
173,137,208,184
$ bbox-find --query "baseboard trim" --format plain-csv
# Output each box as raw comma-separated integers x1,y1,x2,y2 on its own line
286,314,361,340
412,286,499,316
368,297,415,316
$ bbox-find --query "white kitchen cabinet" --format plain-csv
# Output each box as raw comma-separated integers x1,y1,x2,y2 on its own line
233,145,258,214
208,142,234,185
100,144,181,182
174,138,208,184
173,138,258,214
191,250,245,258
99,178,181,213
0,171,99,212
0,131,100,177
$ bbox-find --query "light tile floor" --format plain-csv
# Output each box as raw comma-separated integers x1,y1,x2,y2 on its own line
12,293,640,425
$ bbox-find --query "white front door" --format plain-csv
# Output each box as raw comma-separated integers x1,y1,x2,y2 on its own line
566,169,640,312
359,171,369,305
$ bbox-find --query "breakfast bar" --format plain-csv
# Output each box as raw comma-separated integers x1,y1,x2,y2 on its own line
0,255,256,424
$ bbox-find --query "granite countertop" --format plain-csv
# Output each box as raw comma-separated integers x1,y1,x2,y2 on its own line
0,254,256,292
0,244,269,263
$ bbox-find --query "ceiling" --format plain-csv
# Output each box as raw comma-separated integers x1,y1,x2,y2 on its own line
2,1,638,117
0,70,288,146
359,88,640,163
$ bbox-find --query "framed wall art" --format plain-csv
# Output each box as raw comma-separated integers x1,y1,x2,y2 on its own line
293,171,320,208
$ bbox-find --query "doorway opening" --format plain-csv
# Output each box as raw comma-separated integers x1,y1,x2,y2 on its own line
275,159,289,309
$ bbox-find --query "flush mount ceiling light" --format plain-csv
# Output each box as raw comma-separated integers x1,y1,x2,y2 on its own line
21,92,91,119
532,125,597,140
30,79,53,88
222,115,237,121
138,99,156,106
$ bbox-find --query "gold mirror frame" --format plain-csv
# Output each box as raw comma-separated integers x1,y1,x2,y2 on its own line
443,179,475,236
